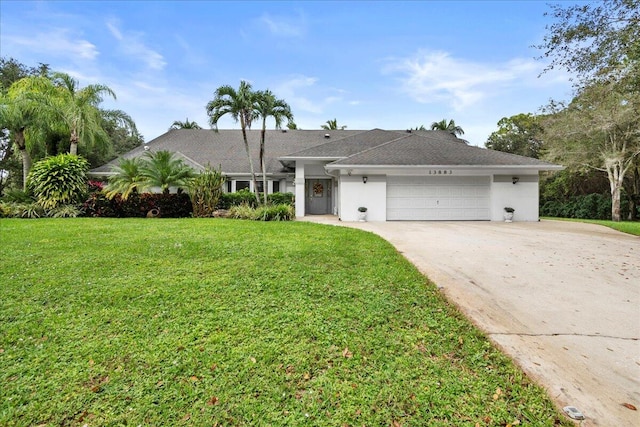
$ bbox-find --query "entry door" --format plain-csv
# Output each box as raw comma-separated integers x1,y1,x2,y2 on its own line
306,179,332,214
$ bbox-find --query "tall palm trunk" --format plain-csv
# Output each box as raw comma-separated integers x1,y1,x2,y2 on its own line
260,125,268,206
240,116,260,205
14,127,32,190
69,127,79,155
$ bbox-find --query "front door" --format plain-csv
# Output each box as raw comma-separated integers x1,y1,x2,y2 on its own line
305,179,332,215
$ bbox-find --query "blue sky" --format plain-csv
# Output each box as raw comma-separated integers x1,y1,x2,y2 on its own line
1,1,577,146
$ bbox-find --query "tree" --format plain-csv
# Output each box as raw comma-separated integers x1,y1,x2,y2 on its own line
206,81,260,204
255,90,293,205
169,118,202,130
138,150,195,194
536,0,639,90
485,113,544,158
430,119,464,136
543,81,640,221
321,118,346,130
103,157,145,200
0,76,55,189
50,72,116,156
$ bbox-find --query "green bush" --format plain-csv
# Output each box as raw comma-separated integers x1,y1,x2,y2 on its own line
0,202,46,218
228,203,294,221
217,190,294,209
82,191,192,218
189,167,225,217
1,189,34,203
47,205,82,218
541,193,614,220
27,154,89,209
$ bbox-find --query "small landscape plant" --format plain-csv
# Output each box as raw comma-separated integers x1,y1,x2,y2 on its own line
189,166,225,217
27,154,89,209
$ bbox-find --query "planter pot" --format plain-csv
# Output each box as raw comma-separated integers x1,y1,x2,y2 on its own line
504,212,514,222
358,212,367,222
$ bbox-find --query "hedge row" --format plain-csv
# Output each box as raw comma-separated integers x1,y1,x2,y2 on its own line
540,193,627,220
81,190,295,218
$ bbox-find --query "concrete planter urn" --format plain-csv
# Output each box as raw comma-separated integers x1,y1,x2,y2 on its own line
504,207,515,222
358,206,368,222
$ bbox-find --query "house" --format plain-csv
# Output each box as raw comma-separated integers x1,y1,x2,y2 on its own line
91,128,562,221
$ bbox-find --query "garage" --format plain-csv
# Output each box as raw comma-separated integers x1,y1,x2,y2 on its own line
386,176,490,220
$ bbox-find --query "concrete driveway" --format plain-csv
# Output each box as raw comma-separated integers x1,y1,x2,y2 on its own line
303,218,640,426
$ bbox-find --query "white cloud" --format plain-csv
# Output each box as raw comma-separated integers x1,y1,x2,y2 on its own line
259,12,306,37
5,28,98,61
383,50,550,111
105,18,166,70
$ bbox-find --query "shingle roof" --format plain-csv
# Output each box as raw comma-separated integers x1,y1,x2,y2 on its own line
91,129,362,174
91,128,560,175
326,132,560,168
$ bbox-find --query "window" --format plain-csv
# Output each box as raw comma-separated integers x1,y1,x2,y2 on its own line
236,181,250,191
226,180,232,193
272,181,280,193
256,181,265,193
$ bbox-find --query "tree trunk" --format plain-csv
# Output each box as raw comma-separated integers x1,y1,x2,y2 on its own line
69,128,78,155
240,123,260,205
260,127,267,206
14,128,31,190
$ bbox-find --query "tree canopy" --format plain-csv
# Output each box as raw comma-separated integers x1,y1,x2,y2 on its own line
430,119,464,137
536,0,639,89
169,118,201,130
321,118,346,130
485,114,544,159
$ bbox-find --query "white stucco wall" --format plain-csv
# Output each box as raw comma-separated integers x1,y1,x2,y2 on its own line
490,175,540,221
339,175,387,221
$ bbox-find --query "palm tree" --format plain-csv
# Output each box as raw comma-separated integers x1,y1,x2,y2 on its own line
321,118,347,130
430,119,465,137
0,76,54,189
104,157,145,200
51,72,116,156
138,150,195,194
255,90,294,204
206,80,260,204
169,118,202,130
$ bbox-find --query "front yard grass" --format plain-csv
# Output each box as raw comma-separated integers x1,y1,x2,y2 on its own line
0,218,571,426
544,217,640,236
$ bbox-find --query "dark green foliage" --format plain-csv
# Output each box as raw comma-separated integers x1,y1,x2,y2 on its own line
82,191,192,218
228,203,294,221
217,190,294,209
27,154,89,209
267,191,294,206
189,167,225,217
1,188,34,203
541,193,614,219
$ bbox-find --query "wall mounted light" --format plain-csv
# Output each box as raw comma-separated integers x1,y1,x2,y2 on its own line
512,176,519,184
362,176,368,184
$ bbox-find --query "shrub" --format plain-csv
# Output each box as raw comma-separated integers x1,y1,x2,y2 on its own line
267,192,294,206
228,203,294,221
0,202,46,218
541,193,612,220
189,167,225,217
1,189,34,203
218,189,258,209
47,205,82,218
217,191,294,210
27,154,89,209
82,191,192,218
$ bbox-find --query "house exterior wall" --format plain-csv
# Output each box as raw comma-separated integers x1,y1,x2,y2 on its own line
338,174,387,221
490,174,540,221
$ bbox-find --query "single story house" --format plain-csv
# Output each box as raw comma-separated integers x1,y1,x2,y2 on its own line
91,128,562,222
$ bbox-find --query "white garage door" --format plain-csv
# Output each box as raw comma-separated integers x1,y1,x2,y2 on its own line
387,176,490,220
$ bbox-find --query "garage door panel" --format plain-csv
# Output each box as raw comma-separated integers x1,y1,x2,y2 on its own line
387,176,490,221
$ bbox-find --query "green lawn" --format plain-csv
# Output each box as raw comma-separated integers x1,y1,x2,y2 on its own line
0,219,570,426
544,217,640,236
